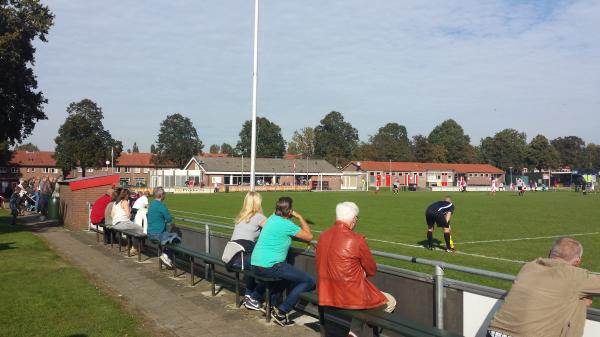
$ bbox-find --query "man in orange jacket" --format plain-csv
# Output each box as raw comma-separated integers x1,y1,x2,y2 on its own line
316,201,396,337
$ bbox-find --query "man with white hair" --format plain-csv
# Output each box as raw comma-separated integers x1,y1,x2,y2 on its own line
316,202,396,337
487,237,600,337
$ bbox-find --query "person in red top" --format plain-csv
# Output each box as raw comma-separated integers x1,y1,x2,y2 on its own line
316,201,396,337
90,189,113,226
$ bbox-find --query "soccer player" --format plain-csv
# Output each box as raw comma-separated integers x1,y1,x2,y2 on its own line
425,196,455,252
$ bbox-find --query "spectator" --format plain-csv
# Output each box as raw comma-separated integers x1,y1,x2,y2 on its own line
9,186,22,226
487,237,600,337
111,188,143,256
132,190,150,233
147,187,180,268
39,176,52,218
249,196,315,326
103,188,120,244
316,202,396,337
90,188,113,232
222,192,266,309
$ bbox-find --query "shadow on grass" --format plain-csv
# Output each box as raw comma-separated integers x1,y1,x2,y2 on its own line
0,241,17,251
0,214,61,235
417,239,443,248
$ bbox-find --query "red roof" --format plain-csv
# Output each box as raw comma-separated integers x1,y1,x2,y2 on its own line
9,151,57,167
115,152,177,168
346,161,503,174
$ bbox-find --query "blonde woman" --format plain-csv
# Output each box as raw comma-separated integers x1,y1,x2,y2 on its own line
228,192,266,308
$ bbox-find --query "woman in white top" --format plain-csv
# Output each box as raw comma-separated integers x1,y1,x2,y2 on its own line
229,192,266,307
132,190,150,233
111,189,143,256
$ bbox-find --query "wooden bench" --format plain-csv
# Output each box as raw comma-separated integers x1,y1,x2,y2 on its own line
112,228,147,262
164,244,282,322
299,292,463,337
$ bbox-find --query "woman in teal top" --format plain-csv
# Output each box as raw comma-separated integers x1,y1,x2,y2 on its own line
147,187,180,268
247,197,315,326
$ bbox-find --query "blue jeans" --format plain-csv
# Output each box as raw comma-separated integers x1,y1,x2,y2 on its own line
251,262,315,313
230,255,258,296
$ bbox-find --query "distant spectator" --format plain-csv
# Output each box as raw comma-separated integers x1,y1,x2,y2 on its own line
90,188,113,230
111,188,143,256
9,186,22,225
317,202,396,337
249,196,315,326
222,192,267,310
39,176,52,217
147,187,180,268
487,237,600,337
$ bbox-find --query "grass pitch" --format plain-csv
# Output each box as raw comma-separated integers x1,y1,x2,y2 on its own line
165,189,600,290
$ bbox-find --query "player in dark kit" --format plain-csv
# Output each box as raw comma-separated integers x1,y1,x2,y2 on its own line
425,196,455,252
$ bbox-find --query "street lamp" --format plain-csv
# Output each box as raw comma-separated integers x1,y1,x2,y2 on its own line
509,167,513,186
106,160,110,174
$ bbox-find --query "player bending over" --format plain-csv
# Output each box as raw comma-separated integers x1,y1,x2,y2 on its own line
425,196,455,252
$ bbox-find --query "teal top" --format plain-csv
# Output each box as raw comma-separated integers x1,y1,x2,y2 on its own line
147,200,172,234
251,215,300,268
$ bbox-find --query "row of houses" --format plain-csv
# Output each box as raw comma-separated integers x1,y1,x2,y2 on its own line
0,151,504,194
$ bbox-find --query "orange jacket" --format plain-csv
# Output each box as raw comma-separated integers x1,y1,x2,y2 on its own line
316,221,387,309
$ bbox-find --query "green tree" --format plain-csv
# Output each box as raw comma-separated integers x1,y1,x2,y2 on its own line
551,136,586,168
150,144,157,154
132,142,139,153
480,129,527,170
15,142,39,151
0,141,10,165
428,119,476,163
155,113,203,168
54,99,120,177
526,135,559,170
412,135,447,163
368,123,414,161
236,117,286,158
209,144,220,154
582,143,600,169
287,127,315,158
0,0,54,145
220,143,234,155
314,111,359,165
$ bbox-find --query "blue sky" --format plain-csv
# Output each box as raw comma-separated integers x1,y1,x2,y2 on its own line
28,0,600,151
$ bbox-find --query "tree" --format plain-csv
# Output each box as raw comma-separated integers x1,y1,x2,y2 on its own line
551,136,586,168
367,123,414,161
479,129,527,170
287,127,315,158
236,117,286,158
582,143,600,170
220,143,233,155
155,113,203,168
209,144,220,154
526,135,559,170
54,99,120,177
15,143,39,151
132,142,139,153
314,111,359,165
412,135,447,163
150,144,157,154
0,1,54,146
428,119,476,163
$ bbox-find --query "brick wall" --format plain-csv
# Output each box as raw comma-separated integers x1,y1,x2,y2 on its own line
59,183,110,230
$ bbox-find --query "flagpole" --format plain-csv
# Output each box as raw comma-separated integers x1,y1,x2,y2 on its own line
249,0,259,192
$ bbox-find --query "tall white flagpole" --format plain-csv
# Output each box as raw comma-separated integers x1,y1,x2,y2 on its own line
250,0,259,192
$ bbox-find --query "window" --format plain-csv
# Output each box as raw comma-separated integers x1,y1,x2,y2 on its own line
76,167,82,173
115,167,121,173
31,168,36,173
0,167,6,173
119,177,130,186
135,177,145,186
51,168,59,174
86,168,94,173
124,167,131,173
44,167,51,173
143,168,150,173
134,167,141,173
11,167,19,173
419,173,423,176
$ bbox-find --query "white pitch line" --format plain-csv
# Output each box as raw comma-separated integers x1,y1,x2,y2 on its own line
457,232,600,245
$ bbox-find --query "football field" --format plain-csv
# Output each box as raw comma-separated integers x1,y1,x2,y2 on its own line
164,189,600,290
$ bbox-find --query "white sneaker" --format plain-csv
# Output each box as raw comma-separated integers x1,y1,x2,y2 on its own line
160,253,173,268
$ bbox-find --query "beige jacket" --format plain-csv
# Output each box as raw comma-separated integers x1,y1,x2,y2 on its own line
489,258,600,337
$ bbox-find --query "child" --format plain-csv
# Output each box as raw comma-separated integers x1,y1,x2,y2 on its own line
9,186,21,225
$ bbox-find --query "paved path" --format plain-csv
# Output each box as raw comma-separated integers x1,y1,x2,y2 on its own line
26,217,320,337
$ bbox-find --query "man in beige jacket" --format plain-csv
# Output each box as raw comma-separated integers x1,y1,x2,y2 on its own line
488,237,600,337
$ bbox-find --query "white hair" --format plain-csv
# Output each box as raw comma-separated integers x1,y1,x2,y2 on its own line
336,202,359,223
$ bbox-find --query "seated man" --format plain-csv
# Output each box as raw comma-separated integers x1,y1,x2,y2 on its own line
248,196,315,326
316,202,396,337
90,188,113,239
487,237,600,337
147,187,180,268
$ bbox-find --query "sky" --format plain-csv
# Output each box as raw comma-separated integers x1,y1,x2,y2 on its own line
26,0,600,152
